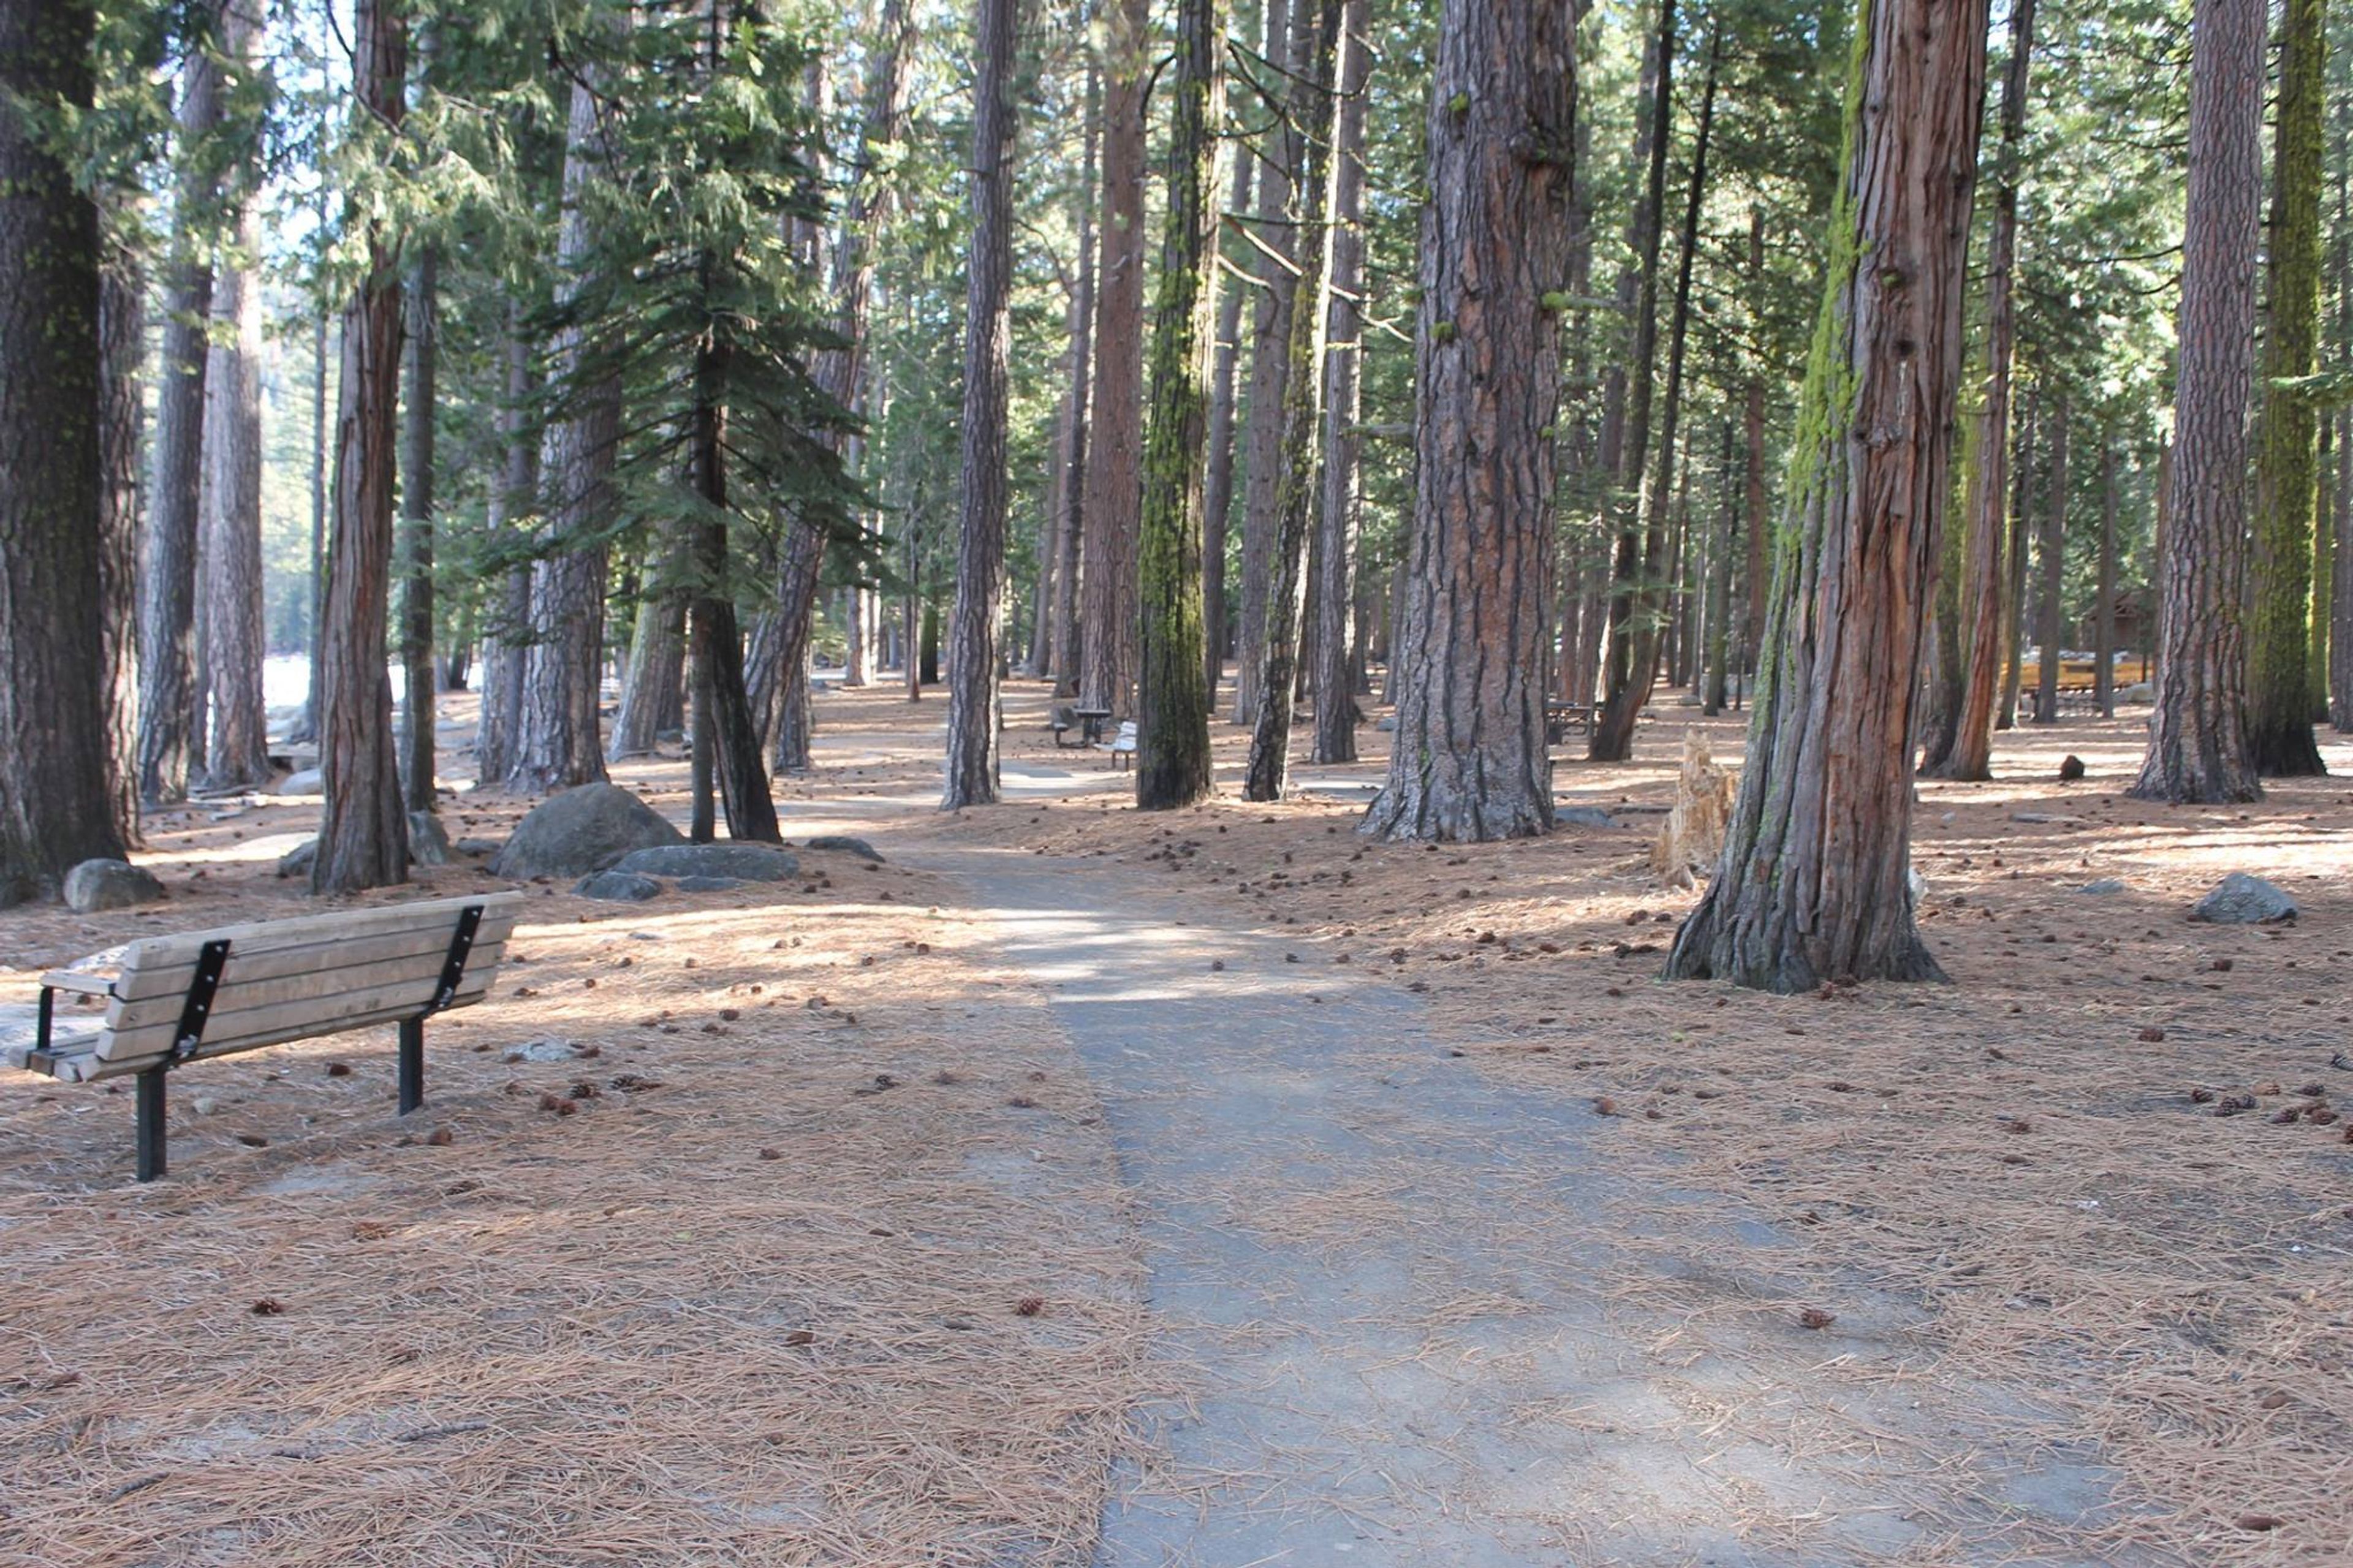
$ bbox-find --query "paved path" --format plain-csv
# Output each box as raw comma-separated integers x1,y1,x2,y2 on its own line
948,852,2118,1568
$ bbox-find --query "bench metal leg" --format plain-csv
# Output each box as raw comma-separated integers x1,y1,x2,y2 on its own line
398,1017,425,1115
136,1066,167,1182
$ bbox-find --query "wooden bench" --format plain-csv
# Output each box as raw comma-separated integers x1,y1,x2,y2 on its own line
1050,703,1080,747
1546,702,1597,745
4,892,522,1181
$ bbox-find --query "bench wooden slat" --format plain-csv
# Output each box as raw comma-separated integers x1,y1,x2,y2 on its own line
94,895,513,973
64,979,501,1074
97,937,510,1039
86,911,517,1006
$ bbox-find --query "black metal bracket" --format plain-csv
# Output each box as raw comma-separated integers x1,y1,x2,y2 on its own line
35,986,55,1055
170,940,233,1062
423,904,485,1017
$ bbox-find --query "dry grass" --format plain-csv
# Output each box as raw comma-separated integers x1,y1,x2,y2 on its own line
0,835,1145,1567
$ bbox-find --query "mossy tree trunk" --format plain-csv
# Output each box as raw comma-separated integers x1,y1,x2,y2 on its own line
1664,0,1989,992
1927,0,2035,779
941,0,1017,809
2132,0,2265,804
1240,0,1344,803
2246,0,2328,776
313,0,410,894
97,221,145,850
1358,0,1574,841
1132,0,1227,810
1080,0,1150,721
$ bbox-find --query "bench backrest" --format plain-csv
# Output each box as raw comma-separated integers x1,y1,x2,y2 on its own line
81,893,523,1080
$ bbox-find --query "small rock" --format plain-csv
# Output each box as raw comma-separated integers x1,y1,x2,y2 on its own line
1906,866,1929,903
408,812,452,868
804,835,885,863
507,1039,577,1063
574,870,664,902
63,859,165,913
276,839,318,879
454,837,500,857
1374,716,1398,732
611,843,800,882
1556,806,1618,830
2057,754,2086,782
2078,879,2128,895
2190,873,2297,926
192,1096,221,1116
491,783,686,879
276,768,323,795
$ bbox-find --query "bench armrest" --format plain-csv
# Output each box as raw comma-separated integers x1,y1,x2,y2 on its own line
39,969,119,999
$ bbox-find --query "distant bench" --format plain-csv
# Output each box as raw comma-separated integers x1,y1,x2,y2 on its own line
1546,702,1597,745
4,892,522,1181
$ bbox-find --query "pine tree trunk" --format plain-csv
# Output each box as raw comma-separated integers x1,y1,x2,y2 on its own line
2246,0,2328,775
1930,0,2036,779
289,234,330,750
1079,0,1149,719
135,7,227,806
1310,0,1370,768
0,0,127,899
313,0,409,893
2097,433,2119,716
1998,399,2034,729
2330,83,2352,732
1051,67,1098,700
475,326,537,786
1741,210,1768,688
1202,128,1250,700
1664,0,1988,991
1586,0,1678,763
398,243,439,806
687,335,779,843
1359,0,1573,841
200,217,270,789
1232,0,1295,726
941,0,1017,809
513,59,622,794
2034,394,2067,724
1703,419,1734,714
1241,0,1344,803
1133,0,1227,810
609,542,685,760
97,214,145,850
2132,0,2265,803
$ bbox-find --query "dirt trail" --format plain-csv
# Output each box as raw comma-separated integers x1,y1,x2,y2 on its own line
928,836,2120,1567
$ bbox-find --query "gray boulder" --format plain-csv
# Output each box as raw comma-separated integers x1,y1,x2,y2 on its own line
612,843,800,882
574,870,664,902
277,839,317,879
2190,873,2297,925
804,835,884,863
2078,878,2128,896
408,812,452,868
490,783,685,879
1556,806,1618,830
276,767,323,795
676,875,743,893
64,859,165,912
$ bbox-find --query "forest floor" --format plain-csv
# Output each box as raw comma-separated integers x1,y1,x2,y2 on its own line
1,676,2347,1566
